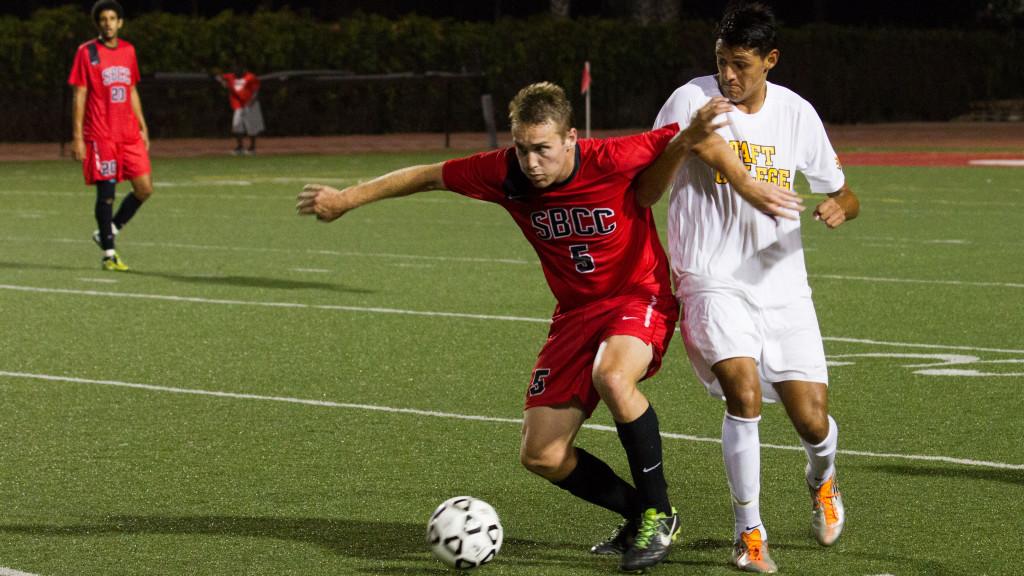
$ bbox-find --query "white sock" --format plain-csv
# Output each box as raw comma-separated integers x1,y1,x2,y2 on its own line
801,415,838,487
723,412,764,539
103,249,115,258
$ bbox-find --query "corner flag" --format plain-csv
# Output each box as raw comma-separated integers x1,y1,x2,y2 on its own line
581,61,591,138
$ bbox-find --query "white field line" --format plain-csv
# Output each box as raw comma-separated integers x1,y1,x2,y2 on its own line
810,273,1024,289
0,283,549,324
0,567,40,576
1,370,1021,471
969,159,1024,167
2,282,1023,356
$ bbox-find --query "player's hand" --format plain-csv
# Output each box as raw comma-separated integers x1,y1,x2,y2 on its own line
737,179,805,220
813,197,847,228
681,96,733,148
140,129,150,151
71,138,85,161
296,183,352,222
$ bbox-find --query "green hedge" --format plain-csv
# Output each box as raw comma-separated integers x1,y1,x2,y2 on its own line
1,6,1020,141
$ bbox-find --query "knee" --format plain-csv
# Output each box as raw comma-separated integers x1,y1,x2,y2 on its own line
132,186,153,201
592,368,636,402
725,385,762,418
519,445,570,480
793,409,830,444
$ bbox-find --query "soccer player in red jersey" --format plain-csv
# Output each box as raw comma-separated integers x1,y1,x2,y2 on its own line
68,0,153,271
217,64,264,155
297,82,798,572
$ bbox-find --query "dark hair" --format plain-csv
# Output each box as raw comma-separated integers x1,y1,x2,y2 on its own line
715,2,778,55
91,0,124,24
508,82,573,135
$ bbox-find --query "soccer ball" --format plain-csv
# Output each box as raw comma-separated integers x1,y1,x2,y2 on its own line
426,496,503,570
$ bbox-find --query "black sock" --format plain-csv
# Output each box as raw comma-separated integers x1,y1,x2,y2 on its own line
95,180,116,251
113,192,144,229
553,447,640,519
616,404,671,515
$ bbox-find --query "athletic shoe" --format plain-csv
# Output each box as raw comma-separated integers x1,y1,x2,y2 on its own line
101,252,129,272
808,468,845,546
91,224,119,248
232,147,244,156
619,507,679,573
732,528,778,573
590,517,638,555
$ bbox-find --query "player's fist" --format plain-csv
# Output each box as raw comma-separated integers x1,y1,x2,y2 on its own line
296,183,353,223
71,137,86,162
682,96,734,148
813,198,846,229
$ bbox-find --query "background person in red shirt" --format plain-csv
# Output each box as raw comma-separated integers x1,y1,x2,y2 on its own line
68,0,153,271
217,63,264,155
296,82,799,572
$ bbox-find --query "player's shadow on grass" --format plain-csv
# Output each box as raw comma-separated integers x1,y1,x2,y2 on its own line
866,462,1024,486
131,270,374,293
0,515,598,572
0,260,95,273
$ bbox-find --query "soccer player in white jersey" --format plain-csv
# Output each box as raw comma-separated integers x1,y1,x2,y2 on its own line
638,2,861,572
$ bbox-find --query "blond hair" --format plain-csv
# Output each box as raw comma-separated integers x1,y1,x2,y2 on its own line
508,82,573,135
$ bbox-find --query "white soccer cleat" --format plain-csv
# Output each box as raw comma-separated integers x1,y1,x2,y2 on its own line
808,467,845,546
732,527,778,573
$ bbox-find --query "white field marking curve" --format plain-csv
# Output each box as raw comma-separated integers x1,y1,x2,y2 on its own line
2,282,1023,356
1,370,1021,471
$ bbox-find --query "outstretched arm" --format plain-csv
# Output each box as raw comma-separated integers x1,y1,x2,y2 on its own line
813,183,859,229
296,162,447,222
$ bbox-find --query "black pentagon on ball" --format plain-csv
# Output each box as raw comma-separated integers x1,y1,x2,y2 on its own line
455,558,479,569
443,535,462,555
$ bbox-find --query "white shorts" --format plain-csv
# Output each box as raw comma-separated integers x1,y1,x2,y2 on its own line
680,288,828,402
232,101,265,136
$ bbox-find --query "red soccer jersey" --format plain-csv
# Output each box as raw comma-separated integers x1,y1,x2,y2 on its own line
68,39,141,143
442,125,679,312
222,72,260,110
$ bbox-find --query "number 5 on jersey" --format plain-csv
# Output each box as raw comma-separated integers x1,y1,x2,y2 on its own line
570,244,595,273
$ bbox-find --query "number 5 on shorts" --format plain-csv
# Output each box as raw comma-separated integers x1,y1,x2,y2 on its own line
528,368,550,397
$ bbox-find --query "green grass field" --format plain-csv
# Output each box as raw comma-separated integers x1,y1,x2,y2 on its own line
0,150,1021,576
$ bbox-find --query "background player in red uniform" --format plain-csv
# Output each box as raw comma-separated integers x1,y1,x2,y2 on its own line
297,82,799,572
69,0,153,271
216,63,264,155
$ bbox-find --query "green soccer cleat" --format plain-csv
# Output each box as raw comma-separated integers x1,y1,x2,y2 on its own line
732,528,778,573
590,517,639,555
101,252,129,272
619,507,680,573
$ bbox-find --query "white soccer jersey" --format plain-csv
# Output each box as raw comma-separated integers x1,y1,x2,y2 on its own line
654,75,845,308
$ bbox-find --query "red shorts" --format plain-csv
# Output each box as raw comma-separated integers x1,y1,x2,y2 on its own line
83,138,151,185
525,293,679,417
